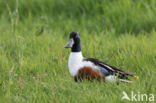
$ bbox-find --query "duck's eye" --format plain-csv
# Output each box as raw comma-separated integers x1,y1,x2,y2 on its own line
75,35,77,38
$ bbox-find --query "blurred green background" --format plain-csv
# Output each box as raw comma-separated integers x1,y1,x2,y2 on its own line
0,0,156,103
0,0,156,34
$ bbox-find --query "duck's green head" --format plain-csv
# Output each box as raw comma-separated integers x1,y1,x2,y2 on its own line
65,31,81,52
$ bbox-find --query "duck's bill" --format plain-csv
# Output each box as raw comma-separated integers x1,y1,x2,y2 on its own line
64,38,74,48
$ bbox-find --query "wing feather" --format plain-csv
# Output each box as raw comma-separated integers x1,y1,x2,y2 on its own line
83,58,133,76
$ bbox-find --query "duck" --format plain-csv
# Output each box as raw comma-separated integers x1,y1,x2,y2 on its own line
65,31,138,83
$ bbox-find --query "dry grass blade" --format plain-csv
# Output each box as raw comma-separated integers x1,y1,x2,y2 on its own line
18,77,23,90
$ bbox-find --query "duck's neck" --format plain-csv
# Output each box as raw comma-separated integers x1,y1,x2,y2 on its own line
71,42,81,52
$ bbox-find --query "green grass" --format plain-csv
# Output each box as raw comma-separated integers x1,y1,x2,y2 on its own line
0,0,156,103
1,0,156,34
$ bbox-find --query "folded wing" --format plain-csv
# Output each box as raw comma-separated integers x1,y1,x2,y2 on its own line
83,58,134,78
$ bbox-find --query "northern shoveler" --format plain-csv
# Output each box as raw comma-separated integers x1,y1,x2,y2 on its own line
65,31,138,83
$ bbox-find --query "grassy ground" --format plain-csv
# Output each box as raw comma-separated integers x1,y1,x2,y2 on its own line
0,0,156,103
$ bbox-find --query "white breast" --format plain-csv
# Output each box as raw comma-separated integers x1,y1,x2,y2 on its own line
68,52,83,77
68,52,99,77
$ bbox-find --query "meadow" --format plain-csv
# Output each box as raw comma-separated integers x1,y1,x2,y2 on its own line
0,0,156,103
